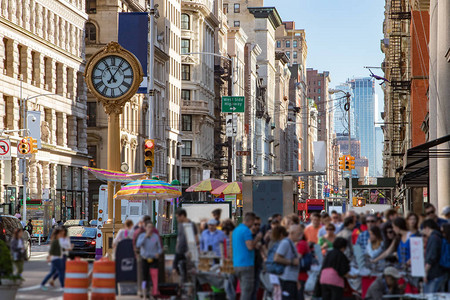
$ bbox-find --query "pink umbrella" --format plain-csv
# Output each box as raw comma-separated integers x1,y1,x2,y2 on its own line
185,178,225,192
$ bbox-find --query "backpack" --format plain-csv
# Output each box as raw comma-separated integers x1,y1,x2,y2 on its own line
299,251,313,272
439,238,450,269
265,241,285,275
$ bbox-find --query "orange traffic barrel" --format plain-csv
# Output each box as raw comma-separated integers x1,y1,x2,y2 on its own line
64,257,89,300
91,257,116,300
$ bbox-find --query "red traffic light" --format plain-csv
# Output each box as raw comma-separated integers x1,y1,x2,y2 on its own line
145,140,154,149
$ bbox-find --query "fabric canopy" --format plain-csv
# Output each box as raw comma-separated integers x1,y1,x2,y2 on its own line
83,166,146,183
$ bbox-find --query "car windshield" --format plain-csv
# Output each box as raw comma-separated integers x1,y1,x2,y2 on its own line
67,227,96,238
64,220,85,227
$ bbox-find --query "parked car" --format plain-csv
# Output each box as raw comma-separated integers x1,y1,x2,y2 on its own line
63,219,88,227
67,226,97,259
0,215,32,260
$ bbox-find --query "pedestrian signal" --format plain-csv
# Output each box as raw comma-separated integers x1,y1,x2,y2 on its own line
144,139,155,174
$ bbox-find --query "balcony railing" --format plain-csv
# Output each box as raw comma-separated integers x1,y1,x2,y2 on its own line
182,100,209,114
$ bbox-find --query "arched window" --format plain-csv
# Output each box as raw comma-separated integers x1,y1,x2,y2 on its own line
181,14,190,30
85,22,97,44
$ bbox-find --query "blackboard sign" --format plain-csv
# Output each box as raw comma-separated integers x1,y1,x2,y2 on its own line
252,180,283,223
115,239,137,283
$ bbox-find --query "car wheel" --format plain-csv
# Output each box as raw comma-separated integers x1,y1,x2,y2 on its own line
25,240,31,260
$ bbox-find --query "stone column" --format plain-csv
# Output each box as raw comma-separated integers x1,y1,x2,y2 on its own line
24,47,32,84
8,0,17,23
6,40,19,77
35,52,45,89
29,159,38,199
67,115,78,150
434,0,450,210
16,0,22,27
49,58,56,92
1,0,7,17
56,63,66,95
42,161,50,190
56,112,67,146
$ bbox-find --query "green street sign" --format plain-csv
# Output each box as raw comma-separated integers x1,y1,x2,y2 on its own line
221,96,245,113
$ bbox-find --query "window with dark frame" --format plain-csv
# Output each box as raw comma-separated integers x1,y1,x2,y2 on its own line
86,0,97,14
181,140,192,156
87,145,97,167
234,3,240,13
276,41,281,48
181,89,191,100
293,51,297,59
293,40,298,48
234,21,240,27
181,39,190,54
181,65,190,81
285,40,290,48
182,115,192,131
181,14,190,30
85,23,97,44
87,102,97,127
181,167,191,186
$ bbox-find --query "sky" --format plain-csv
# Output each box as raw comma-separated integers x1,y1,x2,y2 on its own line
265,0,386,120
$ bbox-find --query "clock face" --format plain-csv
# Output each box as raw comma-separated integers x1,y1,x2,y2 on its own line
91,55,134,99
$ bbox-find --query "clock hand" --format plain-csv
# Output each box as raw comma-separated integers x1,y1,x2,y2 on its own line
107,68,117,84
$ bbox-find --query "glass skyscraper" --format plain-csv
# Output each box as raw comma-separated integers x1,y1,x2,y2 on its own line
350,77,376,177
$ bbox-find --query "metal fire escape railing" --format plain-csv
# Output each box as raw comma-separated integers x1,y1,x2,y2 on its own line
387,0,410,160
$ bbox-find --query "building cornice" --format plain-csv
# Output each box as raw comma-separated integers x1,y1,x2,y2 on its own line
275,51,289,64
248,7,283,29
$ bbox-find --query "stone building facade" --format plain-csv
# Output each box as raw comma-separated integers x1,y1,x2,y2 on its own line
84,0,180,219
0,0,89,221
180,0,223,187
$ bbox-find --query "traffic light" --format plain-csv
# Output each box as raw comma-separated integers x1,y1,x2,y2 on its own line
144,139,155,173
353,196,358,207
339,156,345,170
358,197,366,207
300,181,305,189
348,156,355,170
18,138,30,156
29,137,38,153
345,155,351,170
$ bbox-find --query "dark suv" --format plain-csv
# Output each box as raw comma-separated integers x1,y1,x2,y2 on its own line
0,215,32,260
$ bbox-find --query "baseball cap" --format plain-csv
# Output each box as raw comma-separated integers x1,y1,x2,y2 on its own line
207,219,218,225
384,267,401,279
441,206,450,216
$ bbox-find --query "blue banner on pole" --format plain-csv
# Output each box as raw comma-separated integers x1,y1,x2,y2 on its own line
118,12,148,93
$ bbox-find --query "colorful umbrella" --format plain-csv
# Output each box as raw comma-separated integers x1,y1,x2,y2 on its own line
114,179,181,200
185,178,225,192
83,166,146,183
211,181,242,195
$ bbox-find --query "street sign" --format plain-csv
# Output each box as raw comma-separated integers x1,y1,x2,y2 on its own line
226,115,237,137
236,151,250,156
221,96,245,113
0,139,11,160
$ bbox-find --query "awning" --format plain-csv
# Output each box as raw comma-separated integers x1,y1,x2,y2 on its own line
400,134,450,187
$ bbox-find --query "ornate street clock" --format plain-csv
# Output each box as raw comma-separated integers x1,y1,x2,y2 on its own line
84,42,143,109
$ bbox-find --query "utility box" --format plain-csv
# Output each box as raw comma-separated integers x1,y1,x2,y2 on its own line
242,176,297,223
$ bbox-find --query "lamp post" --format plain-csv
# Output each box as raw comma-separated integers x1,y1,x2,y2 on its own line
181,52,235,181
329,89,352,209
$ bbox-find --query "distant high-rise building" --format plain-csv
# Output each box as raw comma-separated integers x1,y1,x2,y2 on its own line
350,77,376,177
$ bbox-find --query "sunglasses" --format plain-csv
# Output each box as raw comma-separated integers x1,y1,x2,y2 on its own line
254,223,261,226
426,211,435,215
387,230,394,234
326,228,334,231
367,220,376,223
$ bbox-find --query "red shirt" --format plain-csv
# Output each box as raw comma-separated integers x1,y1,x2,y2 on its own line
297,240,309,281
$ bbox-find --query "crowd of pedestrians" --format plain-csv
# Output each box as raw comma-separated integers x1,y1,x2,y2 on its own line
180,204,450,300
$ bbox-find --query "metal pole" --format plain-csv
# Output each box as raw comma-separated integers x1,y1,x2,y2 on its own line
21,79,28,221
347,93,353,209
231,58,236,182
147,0,155,139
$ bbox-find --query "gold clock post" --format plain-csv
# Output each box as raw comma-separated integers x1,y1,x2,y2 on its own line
84,42,143,256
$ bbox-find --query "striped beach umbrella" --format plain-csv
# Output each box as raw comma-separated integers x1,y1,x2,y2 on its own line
211,181,242,196
113,179,181,200
83,166,146,183
185,178,225,192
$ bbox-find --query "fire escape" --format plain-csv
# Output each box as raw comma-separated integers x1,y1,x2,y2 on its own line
387,0,410,166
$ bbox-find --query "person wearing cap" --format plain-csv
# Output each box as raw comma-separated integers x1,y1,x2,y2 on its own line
365,267,403,300
200,219,226,257
442,206,450,222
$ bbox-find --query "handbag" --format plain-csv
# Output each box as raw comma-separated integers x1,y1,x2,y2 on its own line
259,271,273,293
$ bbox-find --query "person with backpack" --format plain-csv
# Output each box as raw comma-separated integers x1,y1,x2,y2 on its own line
422,219,445,293
264,225,288,300
274,224,302,300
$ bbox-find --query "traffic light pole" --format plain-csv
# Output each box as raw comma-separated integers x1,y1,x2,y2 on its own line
347,93,353,209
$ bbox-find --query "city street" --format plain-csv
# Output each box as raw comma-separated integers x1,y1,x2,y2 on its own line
16,244,64,299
